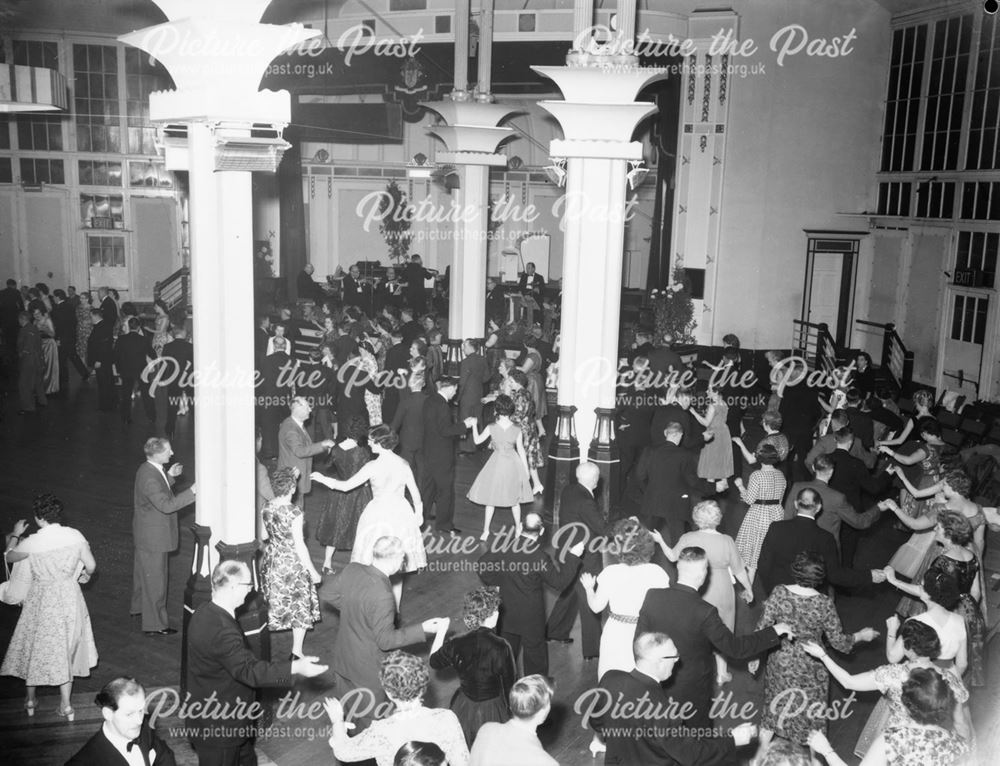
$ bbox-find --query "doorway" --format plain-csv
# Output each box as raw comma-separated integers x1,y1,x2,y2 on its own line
801,234,862,348
941,287,989,398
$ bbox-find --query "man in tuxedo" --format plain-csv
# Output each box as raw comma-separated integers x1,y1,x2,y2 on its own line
485,277,505,326
477,512,583,676
296,262,326,303
278,396,335,500
51,289,88,390
757,487,884,597
517,261,545,297
131,438,195,635
637,547,791,727
15,311,45,413
635,422,724,545
381,327,410,424
87,308,115,411
98,286,119,325
321,537,447,725
161,325,193,440
187,560,327,765
390,373,428,477
67,677,176,766
115,317,156,425
591,632,757,766
783,453,879,548
545,463,605,659
340,263,370,310
457,339,489,454
421,379,471,535
401,254,437,315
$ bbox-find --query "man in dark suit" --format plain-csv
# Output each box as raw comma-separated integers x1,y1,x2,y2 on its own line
51,289,88,390
421,379,471,535
340,263,370,310
67,677,176,766
545,463,605,659
98,286,118,325
844,388,876,450
131,437,195,635
256,337,294,459
615,357,655,498
115,317,155,425
87,308,115,411
477,512,583,676
15,311,45,413
457,339,489,454
758,487,883,597
296,262,326,303
390,374,428,477
381,327,410,424
626,328,655,366
187,560,326,765
0,278,23,355
783,453,880,549
278,396,335,500
331,320,358,368
776,363,823,480
485,277,505,326
401,254,437,315
637,547,791,727
591,631,757,766
517,261,545,297
321,537,447,724
254,314,271,368
649,388,707,451
398,306,422,347
646,336,688,394
635,422,724,545
161,325,193,440
827,427,891,517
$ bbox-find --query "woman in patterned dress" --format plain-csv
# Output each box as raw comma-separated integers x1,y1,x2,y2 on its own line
315,416,373,571
751,552,879,745
505,369,544,493
734,442,786,581
150,298,171,357
519,336,547,435
876,388,935,450
74,291,94,369
260,467,322,660
878,418,951,521
358,338,383,425
808,666,970,766
1,494,98,721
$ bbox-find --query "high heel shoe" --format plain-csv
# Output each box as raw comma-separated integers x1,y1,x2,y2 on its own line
24,699,36,717
57,705,75,721
322,565,336,576
289,652,302,662
588,737,606,757
479,531,490,542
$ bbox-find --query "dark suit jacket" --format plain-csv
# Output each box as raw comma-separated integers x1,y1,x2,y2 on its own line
458,353,488,421
634,443,716,539
517,272,545,295
485,288,505,323
783,479,879,544
556,483,605,575
51,300,77,344
66,720,176,766
321,562,425,695
133,461,195,552
615,390,654,450
756,515,871,595
477,540,580,641
845,406,876,450
100,296,118,325
86,320,114,367
390,391,428,452
278,417,326,494
422,392,466,469
115,332,153,379
161,338,193,394
254,326,269,365
186,601,293,747
828,448,890,513
637,584,780,726
257,351,293,404
382,341,411,422
0,286,23,324
593,669,737,766
650,405,706,451
646,345,687,388
17,322,42,364
400,320,422,347
296,270,325,302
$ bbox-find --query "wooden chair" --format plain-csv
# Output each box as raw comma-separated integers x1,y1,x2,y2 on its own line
938,411,962,430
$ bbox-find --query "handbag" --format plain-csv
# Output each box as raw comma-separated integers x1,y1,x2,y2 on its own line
0,553,31,606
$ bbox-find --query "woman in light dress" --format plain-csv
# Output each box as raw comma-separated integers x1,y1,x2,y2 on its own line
312,424,426,608
694,387,733,481
32,305,60,394
1,494,97,721
579,518,670,757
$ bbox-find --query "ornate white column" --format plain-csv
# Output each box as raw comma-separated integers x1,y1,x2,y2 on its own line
120,0,317,672
533,56,667,517
669,10,738,344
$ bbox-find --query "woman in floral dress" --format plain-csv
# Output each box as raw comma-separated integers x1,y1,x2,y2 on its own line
151,299,171,357
358,339,383,425
752,551,879,744
506,370,544,493
878,418,951,521
74,292,94,370
260,468,321,659
315,417,373,572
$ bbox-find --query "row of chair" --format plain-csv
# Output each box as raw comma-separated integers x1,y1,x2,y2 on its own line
897,397,1000,449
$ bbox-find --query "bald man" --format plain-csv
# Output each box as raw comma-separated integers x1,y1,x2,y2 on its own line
545,462,605,659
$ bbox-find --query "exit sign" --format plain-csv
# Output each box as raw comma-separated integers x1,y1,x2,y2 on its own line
953,268,984,287
90,216,115,229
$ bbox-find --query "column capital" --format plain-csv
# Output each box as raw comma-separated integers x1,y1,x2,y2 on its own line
436,151,508,167
549,139,645,161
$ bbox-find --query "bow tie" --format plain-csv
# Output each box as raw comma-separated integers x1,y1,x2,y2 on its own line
126,738,140,752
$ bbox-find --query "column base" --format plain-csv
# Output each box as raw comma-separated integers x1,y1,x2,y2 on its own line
587,407,620,521
545,405,580,528
445,339,464,378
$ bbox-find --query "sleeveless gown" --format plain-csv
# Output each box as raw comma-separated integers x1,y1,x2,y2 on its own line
351,453,427,572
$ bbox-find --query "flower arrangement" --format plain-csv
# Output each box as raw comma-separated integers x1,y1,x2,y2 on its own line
378,180,413,263
650,266,697,345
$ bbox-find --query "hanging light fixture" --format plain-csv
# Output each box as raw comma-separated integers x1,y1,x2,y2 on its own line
626,160,649,190
543,157,567,187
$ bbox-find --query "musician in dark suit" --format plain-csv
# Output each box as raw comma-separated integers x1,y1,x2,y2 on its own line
637,547,791,727
161,325,193,440
374,266,403,312
421,379,471,534
321,537,446,724
545,463,605,659
66,677,176,766
457,339,489,454
477,512,582,676
296,262,326,303
401,254,437,315
341,263,369,310
51,289,88,389
757,487,881,597
87,308,115,411
591,632,757,766
517,262,545,296
115,317,155,425
485,277,505,326
131,438,195,635
187,560,326,765
635,422,723,545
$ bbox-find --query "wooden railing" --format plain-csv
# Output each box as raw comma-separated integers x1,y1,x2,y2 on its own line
855,319,914,391
792,319,839,374
154,267,190,315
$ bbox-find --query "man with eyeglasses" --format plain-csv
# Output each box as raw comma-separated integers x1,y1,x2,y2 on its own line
186,560,327,766
590,631,758,765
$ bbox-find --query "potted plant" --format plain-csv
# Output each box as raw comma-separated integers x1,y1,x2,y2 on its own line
650,266,697,347
378,180,413,263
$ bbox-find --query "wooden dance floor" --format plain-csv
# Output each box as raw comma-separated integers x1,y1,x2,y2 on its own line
1,376,997,765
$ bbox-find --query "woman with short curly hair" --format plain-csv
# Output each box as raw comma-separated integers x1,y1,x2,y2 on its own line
326,651,470,766
430,587,516,746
